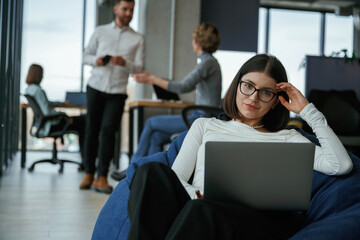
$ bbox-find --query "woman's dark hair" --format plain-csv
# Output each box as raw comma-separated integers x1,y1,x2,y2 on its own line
223,54,290,132
26,64,43,85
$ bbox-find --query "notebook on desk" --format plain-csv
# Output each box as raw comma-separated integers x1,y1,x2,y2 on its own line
204,141,315,211
153,85,180,101
65,91,87,106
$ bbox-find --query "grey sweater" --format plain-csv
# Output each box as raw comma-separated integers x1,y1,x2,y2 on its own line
167,52,222,107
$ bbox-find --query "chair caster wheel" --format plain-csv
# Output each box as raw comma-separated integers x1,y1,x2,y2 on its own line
28,166,34,172
59,168,63,173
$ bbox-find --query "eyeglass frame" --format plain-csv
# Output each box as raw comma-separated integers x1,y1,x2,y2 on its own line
238,80,279,103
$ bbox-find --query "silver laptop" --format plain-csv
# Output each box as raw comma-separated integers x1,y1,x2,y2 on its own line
204,142,315,211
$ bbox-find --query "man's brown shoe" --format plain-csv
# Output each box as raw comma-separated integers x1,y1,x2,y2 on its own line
79,173,94,189
91,176,113,194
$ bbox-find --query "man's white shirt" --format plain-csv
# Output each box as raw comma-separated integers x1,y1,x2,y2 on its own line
83,21,144,94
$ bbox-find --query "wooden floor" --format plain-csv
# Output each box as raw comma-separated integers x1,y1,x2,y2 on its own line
0,151,128,240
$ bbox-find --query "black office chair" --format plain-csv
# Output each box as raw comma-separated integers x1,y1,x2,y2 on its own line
181,105,224,129
24,94,84,173
304,89,360,156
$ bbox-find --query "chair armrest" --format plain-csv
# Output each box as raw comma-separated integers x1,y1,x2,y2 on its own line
43,112,68,122
182,105,223,129
33,113,70,138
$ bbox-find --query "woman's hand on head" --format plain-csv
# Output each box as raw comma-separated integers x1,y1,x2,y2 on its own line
276,82,309,114
131,71,154,85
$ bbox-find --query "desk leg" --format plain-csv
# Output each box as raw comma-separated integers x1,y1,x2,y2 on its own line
21,107,26,168
129,107,134,159
128,106,144,161
138,106,144,139
113,124,121,170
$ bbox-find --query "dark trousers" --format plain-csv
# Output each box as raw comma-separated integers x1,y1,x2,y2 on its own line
84,85,127,176
127,162,305,240
49,114,86,160
67,115,86,159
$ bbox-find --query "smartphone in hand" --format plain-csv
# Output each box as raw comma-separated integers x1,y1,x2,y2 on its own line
102,55,112,65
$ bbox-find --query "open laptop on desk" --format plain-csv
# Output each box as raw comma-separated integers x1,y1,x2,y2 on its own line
65,91,87,106
153,85,180,101
204,142,315,211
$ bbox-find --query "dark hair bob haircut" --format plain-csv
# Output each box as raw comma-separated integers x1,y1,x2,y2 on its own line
223,54,290,132
26,64,43,85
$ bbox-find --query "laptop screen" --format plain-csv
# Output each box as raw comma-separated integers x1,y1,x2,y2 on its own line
204,141,315,210
153,85,180,101
65,92,87,106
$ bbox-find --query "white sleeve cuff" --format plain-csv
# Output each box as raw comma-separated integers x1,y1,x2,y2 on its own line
299,103,328,129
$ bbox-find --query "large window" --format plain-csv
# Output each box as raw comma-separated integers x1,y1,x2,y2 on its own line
268,9,321,94
21,0,96,101
21,0,96,150
325,14,353,56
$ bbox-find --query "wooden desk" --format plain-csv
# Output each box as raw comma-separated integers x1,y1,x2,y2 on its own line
20,103,125,170
128,100,194,157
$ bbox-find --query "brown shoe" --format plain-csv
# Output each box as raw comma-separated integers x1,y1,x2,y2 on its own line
91,176,113,194
79,173,94,190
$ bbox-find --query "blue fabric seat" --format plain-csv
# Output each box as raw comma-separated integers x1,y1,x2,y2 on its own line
92,126,360,240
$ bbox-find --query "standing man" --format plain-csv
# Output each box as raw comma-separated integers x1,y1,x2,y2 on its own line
80,0,144,194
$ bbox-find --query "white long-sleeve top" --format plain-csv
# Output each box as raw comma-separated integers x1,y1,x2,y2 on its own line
83,21,144,94
171,103,353,199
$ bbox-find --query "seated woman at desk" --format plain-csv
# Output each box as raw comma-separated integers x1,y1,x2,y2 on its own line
111,23,222,181
25,63,86,159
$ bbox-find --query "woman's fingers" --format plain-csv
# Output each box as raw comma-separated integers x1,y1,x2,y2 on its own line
278,96,290,109
276,82,309,114
276,82,296,94
131,72,151,84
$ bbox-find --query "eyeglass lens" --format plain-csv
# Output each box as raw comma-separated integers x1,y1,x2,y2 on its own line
240,81,275,103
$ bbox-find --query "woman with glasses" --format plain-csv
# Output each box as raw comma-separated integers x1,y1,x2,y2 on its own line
126,54,353,240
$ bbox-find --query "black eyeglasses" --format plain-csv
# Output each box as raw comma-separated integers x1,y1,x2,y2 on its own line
239,81,278,103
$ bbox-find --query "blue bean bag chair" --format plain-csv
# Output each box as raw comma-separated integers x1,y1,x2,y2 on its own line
92,126,360,240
